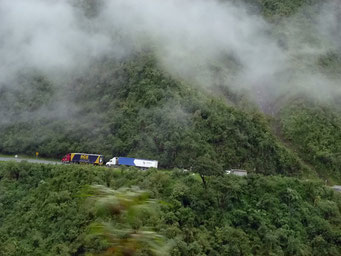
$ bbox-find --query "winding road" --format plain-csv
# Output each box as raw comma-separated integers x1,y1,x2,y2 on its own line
0,156,340,192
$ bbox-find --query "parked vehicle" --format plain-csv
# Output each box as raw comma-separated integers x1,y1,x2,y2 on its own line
225,169,247,176
106,157,158,169
62,153,103,165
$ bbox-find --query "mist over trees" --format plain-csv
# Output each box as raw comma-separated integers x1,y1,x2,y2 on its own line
0,0,341,255
0,55,308,178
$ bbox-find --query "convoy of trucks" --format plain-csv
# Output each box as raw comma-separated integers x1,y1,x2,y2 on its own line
61,153,158,169
61,154,248,175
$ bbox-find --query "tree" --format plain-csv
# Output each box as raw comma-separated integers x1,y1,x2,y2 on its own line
192,154,223,188
84,185,171,256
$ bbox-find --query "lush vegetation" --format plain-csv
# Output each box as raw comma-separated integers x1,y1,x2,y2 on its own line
0,162,340,256
0,54,308,177
257,0,319,17
85,185,170,256
1,0,341,254
0,0,339,179
277,99,341,183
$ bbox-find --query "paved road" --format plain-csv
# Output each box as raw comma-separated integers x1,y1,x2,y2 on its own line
0,157,61,165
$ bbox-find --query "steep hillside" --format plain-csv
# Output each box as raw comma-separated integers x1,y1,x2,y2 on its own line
0,162,340,256
276,99,341,183
1,1,341,255
0,1,340,174
0,54,309,176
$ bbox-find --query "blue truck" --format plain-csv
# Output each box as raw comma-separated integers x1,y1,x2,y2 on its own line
106,157,158,169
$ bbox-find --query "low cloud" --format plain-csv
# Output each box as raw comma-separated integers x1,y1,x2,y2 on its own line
0,0,340,116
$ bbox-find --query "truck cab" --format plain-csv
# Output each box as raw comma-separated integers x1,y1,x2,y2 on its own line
61,153,71,163
106,157,118,167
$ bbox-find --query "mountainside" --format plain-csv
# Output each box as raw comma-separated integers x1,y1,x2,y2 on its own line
1,0,340,182
1,162,340,256
276,99,341,182
0,54,310,177
1,0,341,255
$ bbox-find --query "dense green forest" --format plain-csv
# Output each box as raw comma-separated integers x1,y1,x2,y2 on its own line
0,55,308,177
1,0,341,255
0,0,340,182
0,162,340,256
277,99,341,183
